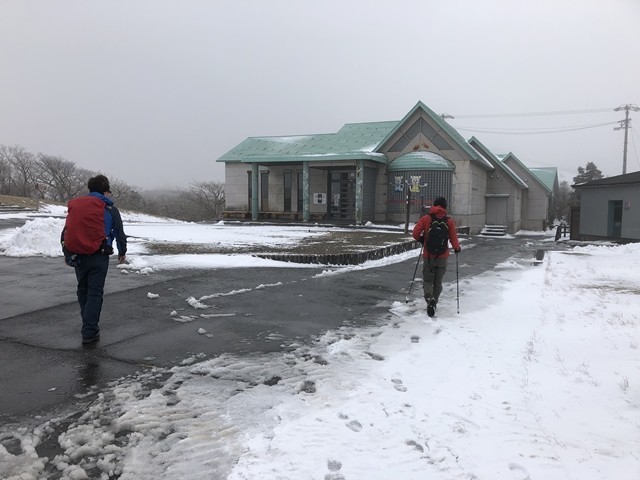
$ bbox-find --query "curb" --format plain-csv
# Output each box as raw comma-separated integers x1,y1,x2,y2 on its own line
254,240,420,266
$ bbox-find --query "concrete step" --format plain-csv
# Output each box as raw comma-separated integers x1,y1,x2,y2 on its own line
481,225,508,236
0,205,37,213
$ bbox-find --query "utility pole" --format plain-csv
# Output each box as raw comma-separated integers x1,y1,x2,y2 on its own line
614,104,639,174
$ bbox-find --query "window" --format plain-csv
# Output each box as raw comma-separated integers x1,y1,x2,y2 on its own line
247,171,252,210
284,171,292,212
297,171,303,212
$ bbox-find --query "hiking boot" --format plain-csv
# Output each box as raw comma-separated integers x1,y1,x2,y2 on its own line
82,334,100,345
427,298,437,317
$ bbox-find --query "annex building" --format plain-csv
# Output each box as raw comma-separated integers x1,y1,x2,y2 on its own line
217,101,558,234
572,171,640,242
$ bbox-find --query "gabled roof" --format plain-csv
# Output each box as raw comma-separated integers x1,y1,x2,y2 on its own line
217,121,396,164
218,101,501,169
377,101,493,170
500,152,552,194
530,167,558,192
468,137,529,189
573,170,640,188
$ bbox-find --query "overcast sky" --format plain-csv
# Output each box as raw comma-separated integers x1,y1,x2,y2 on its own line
1,0,639,190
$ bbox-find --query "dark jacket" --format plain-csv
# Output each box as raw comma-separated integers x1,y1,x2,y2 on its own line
61,193,127,256
412,205,460,259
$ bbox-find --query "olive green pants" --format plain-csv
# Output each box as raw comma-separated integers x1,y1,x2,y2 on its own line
422,256,448,303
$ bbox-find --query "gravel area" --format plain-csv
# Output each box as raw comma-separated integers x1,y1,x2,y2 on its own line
147,229,415,255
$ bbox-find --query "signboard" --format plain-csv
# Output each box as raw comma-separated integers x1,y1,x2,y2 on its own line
393,176,404,192
313,193,327,205
409,176,422,193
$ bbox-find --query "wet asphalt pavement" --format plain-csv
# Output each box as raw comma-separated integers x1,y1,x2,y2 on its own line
0,230,560,425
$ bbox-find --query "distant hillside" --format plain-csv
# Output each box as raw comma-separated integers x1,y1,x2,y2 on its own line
0,194,67,210
0,194,41,209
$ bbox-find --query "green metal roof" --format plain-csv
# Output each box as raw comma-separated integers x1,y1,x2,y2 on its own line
500,153,552,194
387,151,455,171
468,137,529,189
529,167,558,192
217,101,497,170
217,121,397,164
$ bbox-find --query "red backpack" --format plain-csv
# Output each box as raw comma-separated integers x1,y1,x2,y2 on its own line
63,196,111,255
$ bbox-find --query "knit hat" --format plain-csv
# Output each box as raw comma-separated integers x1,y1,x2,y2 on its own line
433,197,447,208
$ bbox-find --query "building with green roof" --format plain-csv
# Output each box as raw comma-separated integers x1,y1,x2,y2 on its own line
217,101,558,234
468,137,529,234
499,154,559,231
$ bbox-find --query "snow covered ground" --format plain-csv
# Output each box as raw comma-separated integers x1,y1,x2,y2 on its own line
1,205,639,479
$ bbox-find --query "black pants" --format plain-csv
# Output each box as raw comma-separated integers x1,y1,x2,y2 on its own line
74,254,109,339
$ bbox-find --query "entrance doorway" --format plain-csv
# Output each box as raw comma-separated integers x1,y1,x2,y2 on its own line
608,200,622,238
329,171,355,220
486,196,508,225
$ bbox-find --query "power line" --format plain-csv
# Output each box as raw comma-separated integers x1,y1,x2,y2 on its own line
455,121,619,135
447,107,615,119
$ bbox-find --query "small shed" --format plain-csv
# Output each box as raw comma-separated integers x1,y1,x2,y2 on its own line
573,171,640,242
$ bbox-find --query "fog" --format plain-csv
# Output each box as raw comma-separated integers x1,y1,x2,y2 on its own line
1,0,638,189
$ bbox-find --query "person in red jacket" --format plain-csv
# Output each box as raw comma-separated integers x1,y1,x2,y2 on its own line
412,197,461,317
61,175,127,344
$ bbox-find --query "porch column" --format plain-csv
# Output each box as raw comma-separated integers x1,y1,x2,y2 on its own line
251,163,259,221
302,161,310,222
355,159,364,224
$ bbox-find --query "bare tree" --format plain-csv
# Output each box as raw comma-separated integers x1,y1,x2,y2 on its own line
0,157,11,195
37,154,87,202
0,145,39,197
553,180,574,222
0,143,229,222
180,181,225,220
141,189,187,220
108,177,145,211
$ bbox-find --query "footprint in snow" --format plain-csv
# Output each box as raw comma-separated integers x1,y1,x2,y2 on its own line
325,474,346,480
391,378,408,392
508,462,531,479
365,351,385,361
405,439,424,452
346,420,363,432
325,459,345,480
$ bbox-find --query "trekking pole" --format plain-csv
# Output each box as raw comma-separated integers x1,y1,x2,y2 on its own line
456,251,460,314
406,242,424,303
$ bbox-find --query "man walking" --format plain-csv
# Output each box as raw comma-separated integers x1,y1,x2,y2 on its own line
61,175,127,344
412,197,460,317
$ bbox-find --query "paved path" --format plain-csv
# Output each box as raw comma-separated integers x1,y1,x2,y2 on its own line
0,233,559,424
